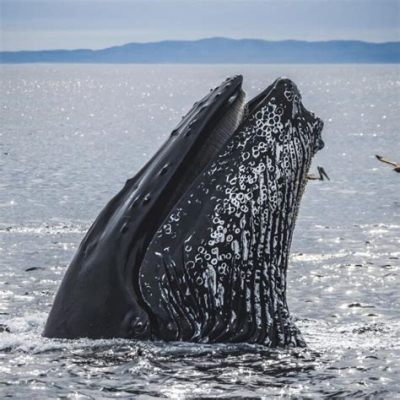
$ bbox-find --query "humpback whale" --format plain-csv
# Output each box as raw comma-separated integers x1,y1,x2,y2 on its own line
43,76,324,347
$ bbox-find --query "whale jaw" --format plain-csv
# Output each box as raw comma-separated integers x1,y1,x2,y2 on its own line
138,78,323,347
43,77,324,347
43,76,247,339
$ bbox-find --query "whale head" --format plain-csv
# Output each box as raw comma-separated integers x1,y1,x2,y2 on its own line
43,76,324,346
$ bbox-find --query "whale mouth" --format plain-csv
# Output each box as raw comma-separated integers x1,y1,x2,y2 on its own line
43,75,324,341
43,75,248,339
152,77,324,232
158,87,247,226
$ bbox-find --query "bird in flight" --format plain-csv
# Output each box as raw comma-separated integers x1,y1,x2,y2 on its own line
307,166,330,181
375,155,400,173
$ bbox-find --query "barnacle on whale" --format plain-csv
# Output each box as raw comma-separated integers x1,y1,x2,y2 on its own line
44,76,324,347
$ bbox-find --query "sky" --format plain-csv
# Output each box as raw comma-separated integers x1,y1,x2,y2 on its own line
0,0,399,51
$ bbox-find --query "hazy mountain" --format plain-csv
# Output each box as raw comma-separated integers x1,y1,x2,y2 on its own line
1,37,399,63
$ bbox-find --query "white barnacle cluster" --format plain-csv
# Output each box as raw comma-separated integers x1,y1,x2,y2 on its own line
148,80,321,346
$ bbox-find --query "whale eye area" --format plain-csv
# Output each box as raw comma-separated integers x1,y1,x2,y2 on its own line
143,194,151,204
121,222,129,233
159,164,169,175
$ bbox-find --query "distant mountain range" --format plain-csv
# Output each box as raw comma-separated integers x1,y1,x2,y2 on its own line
1,37,399,64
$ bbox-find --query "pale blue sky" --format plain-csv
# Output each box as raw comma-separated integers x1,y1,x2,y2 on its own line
1,0,399,51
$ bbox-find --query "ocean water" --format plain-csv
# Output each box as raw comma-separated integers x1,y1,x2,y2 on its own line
0,64,399,399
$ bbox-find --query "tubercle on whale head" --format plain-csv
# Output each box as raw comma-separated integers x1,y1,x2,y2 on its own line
220,77,324,186
245,77,324,152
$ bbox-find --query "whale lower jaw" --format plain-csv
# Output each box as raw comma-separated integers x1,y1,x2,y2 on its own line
138,78,323,347
143,238,310,347
148,267,306,347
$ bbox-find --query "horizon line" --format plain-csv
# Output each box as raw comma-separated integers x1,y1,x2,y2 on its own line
2,36,400,54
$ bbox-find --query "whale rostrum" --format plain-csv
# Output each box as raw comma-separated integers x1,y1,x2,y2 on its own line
43,76,324,346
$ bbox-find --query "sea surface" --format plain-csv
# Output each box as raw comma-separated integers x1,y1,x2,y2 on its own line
0,64,399,399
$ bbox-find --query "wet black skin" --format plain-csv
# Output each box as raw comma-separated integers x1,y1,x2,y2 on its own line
43,76,324,345
43,76,245,339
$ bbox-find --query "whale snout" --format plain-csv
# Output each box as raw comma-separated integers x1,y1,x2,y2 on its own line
273,77,325,155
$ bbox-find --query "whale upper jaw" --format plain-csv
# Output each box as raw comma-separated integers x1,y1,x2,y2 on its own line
43,76,324,345
43,75,247,339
